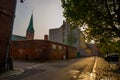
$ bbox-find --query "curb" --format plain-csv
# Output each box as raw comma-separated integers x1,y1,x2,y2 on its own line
0,68,24,79
89,56,97,80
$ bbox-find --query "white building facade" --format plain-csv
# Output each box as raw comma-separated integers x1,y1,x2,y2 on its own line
49,21,86,56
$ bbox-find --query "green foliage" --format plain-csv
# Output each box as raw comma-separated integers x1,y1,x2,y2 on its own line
97,40,120,55
61,0,120,42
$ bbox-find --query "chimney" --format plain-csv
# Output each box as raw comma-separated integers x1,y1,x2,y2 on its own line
44,35,48,40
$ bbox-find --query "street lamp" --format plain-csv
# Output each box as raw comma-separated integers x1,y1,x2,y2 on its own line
20,0,25,3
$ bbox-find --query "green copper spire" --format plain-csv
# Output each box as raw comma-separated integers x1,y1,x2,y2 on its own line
27,14,34,33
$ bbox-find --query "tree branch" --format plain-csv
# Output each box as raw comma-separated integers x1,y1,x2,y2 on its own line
113,0,116,12
105,0,113,20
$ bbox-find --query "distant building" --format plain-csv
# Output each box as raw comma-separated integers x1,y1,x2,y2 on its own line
11,40,77,60
11,15,77,61
87,43,99,55
85,44,94,56
12,35,26,41
12,14,34,41
49,21,87,56
79,31,87,56
26,14,34,40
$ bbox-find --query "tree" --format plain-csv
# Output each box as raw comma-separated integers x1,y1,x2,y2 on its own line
98,40,120,55
61,0,120,43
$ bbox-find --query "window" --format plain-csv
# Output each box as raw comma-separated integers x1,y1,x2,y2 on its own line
52,44,56,49
59,45,62,50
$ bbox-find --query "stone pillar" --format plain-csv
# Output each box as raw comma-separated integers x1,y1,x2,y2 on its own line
0,0,17,73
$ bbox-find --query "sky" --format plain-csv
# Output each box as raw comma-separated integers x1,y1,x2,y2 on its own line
13,0,65,39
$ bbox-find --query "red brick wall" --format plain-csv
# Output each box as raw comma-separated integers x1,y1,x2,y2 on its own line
11,40,77,61
67,47,77,59
48,43,66,60
0,0,16,73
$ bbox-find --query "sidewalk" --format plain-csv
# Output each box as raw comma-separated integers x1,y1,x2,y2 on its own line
0,68,24,79
0,57,119,80
95,57,120,80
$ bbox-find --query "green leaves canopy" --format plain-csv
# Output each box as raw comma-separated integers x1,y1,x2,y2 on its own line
61,0,120,42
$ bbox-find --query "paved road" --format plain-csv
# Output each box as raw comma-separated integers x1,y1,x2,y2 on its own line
3,57,95,80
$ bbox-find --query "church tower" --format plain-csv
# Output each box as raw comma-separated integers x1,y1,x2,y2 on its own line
26,14,35,40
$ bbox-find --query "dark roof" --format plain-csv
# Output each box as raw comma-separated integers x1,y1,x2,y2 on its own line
12,35,26,41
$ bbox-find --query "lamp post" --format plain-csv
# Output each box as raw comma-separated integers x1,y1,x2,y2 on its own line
20,0,25,3
107,43,110,56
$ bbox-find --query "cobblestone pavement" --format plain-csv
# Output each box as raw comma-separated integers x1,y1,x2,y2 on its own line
95,57,120,80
